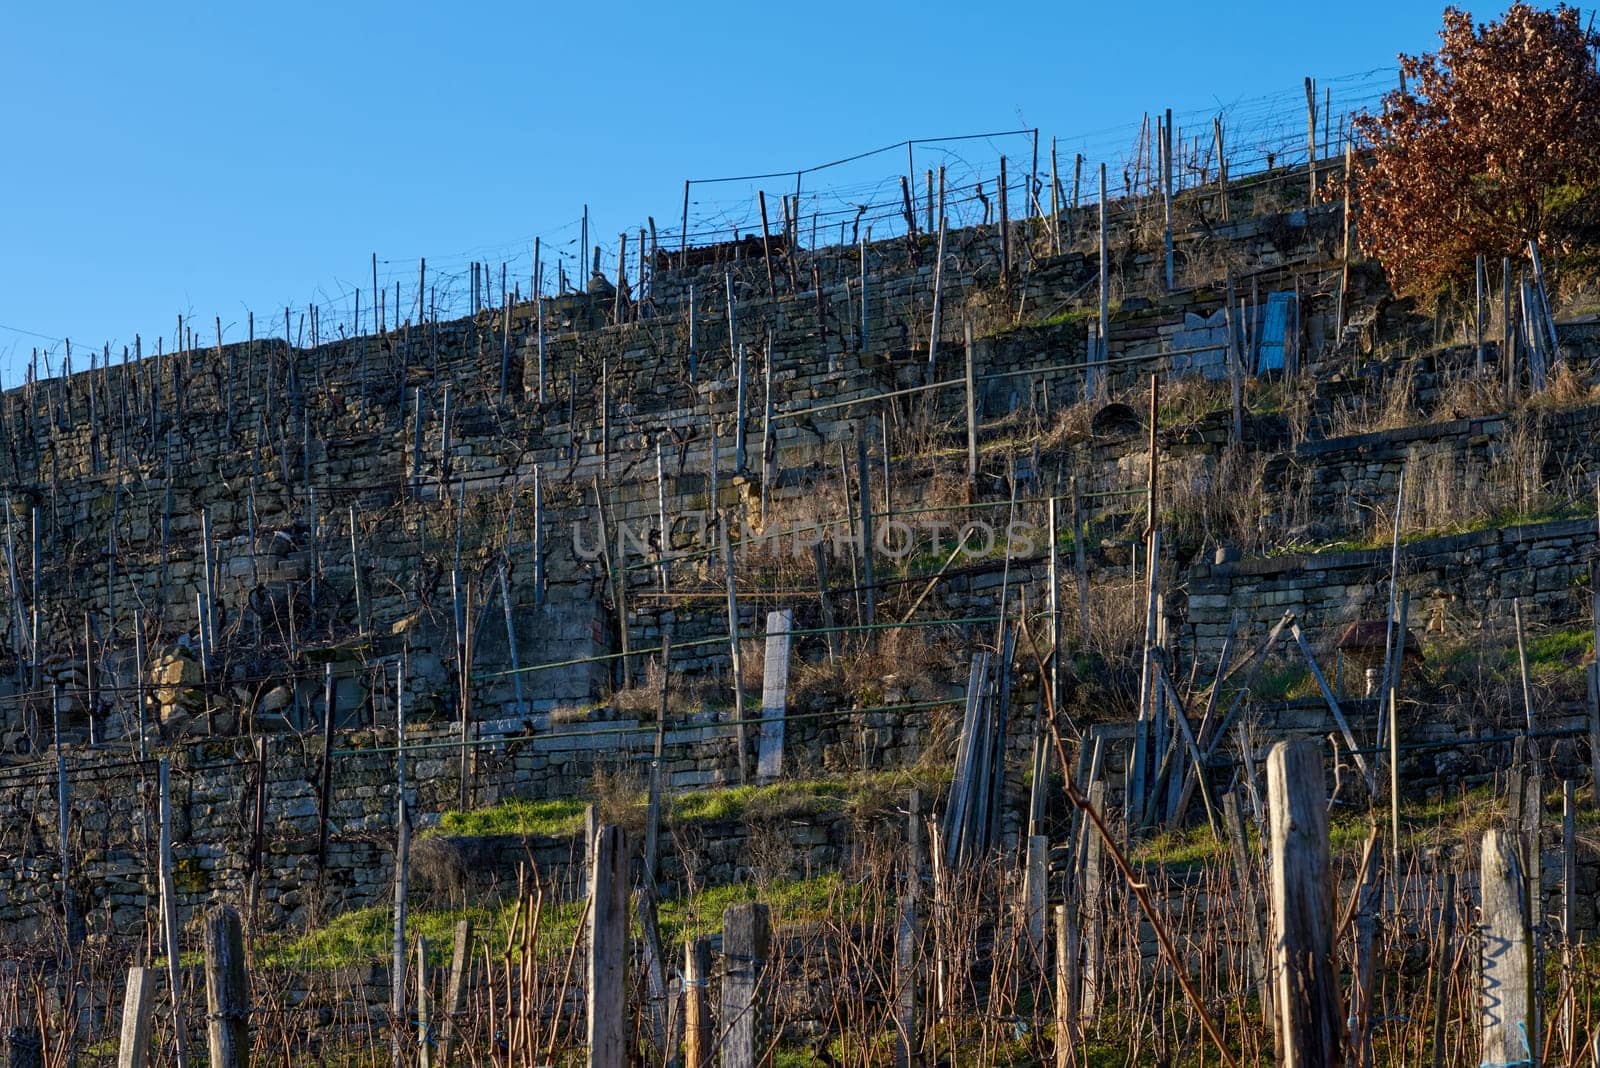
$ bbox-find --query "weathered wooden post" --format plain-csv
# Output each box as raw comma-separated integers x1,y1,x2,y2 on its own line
117,966,156,1068
1266,740,1341,1066
756,609,792,783
1429,872,1457,1068
720,903,771,1068
684,936,713,1068
1053,902,1079,1066
415,936,432,1068
855,435,876,630
203,906,248,1068
1079,779,1106,1023
1481,827,1532,1068
893,893,917,1068
1024,833,1048,961
964,322,978,482
157,759,189,1068
439,919,471,1064
1094,163,1108,403
588,825,628,1068
392,723,410,1068
719,508,749,784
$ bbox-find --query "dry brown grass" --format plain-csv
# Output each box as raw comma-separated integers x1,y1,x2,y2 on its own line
1163,445,1268,556
1431,369,1503,421
1326,358,1422,438
591,763,647,832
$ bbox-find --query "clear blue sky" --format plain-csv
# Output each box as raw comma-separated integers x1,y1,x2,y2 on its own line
0,1,1522,380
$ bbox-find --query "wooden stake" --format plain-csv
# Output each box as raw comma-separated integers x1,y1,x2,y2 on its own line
203,906,248,1068
415,936,432,1068
684,937,712,1068
116,966,157,1068
1024,834,1048,960
158,759,189,1068
1480,828,1533,1068
926,212,948,374
756,609,792,783
1266,740,1341,1066
720,904,771,1068
1305,76,1318,207
1429,872,1456,1068
893,893,918,1068
587,825,628,1068
964,322,978,482
856,435,877,629
721,510,748,784
1213,118,1229,222
1095,164,1108,401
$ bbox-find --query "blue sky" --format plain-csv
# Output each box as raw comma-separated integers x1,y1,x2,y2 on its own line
0,2,1519,379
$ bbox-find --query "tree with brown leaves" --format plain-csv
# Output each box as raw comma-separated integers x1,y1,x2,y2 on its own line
1342,4,1600,296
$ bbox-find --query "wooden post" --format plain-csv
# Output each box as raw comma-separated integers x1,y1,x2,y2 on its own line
1048,138,1061,252
392,792,410,1068
203,906,249,1068
684,937,712,1068
1503,256,1516,405
415,936,432,1068
964,322,978,482
1053,903,1079,1064
588,825,628,1068
680,181,691,268
734,343,747,475
1305,76,1318,207
1079,779,1105,1022
1429,872,1457,1068
1266,741,1341,1066
116,966,157,1068
1213,118,1229,222
1225,274,1243,444
998,156,1011,287
1161,109,1174,290
438,919,470,1063
158,759,190,1068
926,212,948,374
757,191,776,295
1024,833,1048,961
721,511,748,784
1514,598,1536,735
720,903,771,1068
893,893,917,1068
759,348,774,528
1481,828,1533,1068
1476,254,1487,371
756,610,792,783
856,435,877,629
1096,163,1108,400
55,683,74,948
1588,662,1600,795
1563,778,1578,1056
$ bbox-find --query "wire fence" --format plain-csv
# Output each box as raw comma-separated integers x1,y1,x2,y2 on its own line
0,67,1396,386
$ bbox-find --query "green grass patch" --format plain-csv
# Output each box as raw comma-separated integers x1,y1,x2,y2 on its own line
432,770,944,845
433,796,589,838
669,778,849,825
263,871,848,970
1130,824,1226,868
